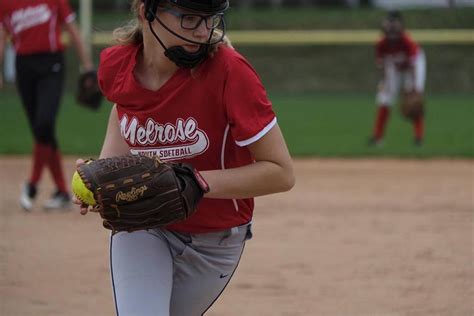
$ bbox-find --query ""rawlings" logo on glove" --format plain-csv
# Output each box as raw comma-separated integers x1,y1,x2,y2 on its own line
116,185,148,202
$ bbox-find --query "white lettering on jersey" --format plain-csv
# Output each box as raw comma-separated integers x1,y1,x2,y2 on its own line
11,5,52,34
120,115,209,161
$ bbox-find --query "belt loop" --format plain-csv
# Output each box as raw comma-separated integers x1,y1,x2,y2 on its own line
218,227,240,245
245,223,253,240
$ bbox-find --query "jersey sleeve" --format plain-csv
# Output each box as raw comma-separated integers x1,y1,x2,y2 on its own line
98,47,115,98
223,53,276,147
402,33,419,61
58,0,76,24
98,45,135,102
375,38,385,66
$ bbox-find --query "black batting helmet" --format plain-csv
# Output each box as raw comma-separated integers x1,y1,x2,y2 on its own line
145,0,229,22
386,10,403,22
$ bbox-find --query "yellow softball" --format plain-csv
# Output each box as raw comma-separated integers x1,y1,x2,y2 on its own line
72,170,97,206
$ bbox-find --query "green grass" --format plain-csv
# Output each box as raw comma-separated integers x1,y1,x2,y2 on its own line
0,88,110,156
0,89,472,158
271,92,473,158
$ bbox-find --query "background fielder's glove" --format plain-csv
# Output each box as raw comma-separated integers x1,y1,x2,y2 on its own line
400,91,424,120
76,70,103,110
76,155,210,233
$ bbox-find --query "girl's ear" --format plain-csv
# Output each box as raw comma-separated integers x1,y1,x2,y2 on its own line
138,3,146,21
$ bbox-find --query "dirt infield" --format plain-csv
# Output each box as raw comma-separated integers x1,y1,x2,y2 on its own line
0,157,472,316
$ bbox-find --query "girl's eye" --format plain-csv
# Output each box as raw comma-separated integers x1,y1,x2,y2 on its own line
183,15,200,26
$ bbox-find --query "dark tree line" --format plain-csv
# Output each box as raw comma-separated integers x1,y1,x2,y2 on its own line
73,0,372,11
74,0,459,11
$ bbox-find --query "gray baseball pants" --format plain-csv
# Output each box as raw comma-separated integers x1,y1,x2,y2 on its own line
110,222,253,315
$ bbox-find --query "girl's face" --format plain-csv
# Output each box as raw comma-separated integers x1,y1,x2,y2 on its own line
382,19,403,42
147,4,216,53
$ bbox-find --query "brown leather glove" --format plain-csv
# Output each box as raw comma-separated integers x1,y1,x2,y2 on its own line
76,70,103,110
400,91,425,120
76,155,210,233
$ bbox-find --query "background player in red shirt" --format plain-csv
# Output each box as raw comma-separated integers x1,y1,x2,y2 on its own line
369,10,426,147
0,0,94,210
74,0,295,314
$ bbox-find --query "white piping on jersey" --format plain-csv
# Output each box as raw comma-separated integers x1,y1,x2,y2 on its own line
235,117,277,147
65,13,76,24
221,124,239,212
49,12,57,51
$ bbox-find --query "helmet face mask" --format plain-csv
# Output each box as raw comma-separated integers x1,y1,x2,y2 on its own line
382,19,403,41
382,10,404,41
142,0,229,68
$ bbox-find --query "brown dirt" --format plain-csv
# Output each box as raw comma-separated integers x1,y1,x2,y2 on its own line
0,157,472,316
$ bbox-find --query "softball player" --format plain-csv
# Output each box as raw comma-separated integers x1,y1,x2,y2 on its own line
75,0,295,315
0,0,94,210
369,10,426,147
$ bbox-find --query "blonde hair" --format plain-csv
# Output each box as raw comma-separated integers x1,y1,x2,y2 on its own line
113,0,232,56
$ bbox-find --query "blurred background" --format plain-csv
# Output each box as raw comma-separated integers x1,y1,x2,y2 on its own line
1,0,473,158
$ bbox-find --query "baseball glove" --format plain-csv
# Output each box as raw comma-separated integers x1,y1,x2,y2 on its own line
76,70,103,110
400,91,424,120
76,155,210,233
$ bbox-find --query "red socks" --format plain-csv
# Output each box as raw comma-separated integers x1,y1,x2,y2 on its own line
30,143,50,185
48,148,67,193
29,143,67,193
413,117,424,140
372,106,424,142
373,106,390,140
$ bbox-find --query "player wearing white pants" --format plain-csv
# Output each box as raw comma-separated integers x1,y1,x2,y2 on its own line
376,49,426,107
370,10,427,147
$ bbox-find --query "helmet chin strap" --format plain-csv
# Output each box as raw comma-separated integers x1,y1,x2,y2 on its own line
147,20,213,68
165,45,210,68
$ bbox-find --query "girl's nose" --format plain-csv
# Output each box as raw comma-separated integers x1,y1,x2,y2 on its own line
193,19,210,38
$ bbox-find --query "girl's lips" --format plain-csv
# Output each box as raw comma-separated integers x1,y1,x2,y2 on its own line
183,44,200,52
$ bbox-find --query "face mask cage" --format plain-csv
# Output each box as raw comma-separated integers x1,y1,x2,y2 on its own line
143,0,228,67
382,20,403,39
149,6,226,46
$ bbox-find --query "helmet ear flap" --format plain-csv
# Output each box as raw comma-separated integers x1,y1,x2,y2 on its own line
144,0,159,22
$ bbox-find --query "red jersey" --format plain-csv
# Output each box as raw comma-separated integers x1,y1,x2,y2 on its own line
98,44,276,233
0,0,75,55
375,32,419,70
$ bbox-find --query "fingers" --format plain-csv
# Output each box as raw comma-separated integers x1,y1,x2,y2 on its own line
72,195,89,215
78,202,89,215
73,158,96,215
89,205,100,213
79,207,89,215
72,195,81,205
80,204,99,215
75,158,86,168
